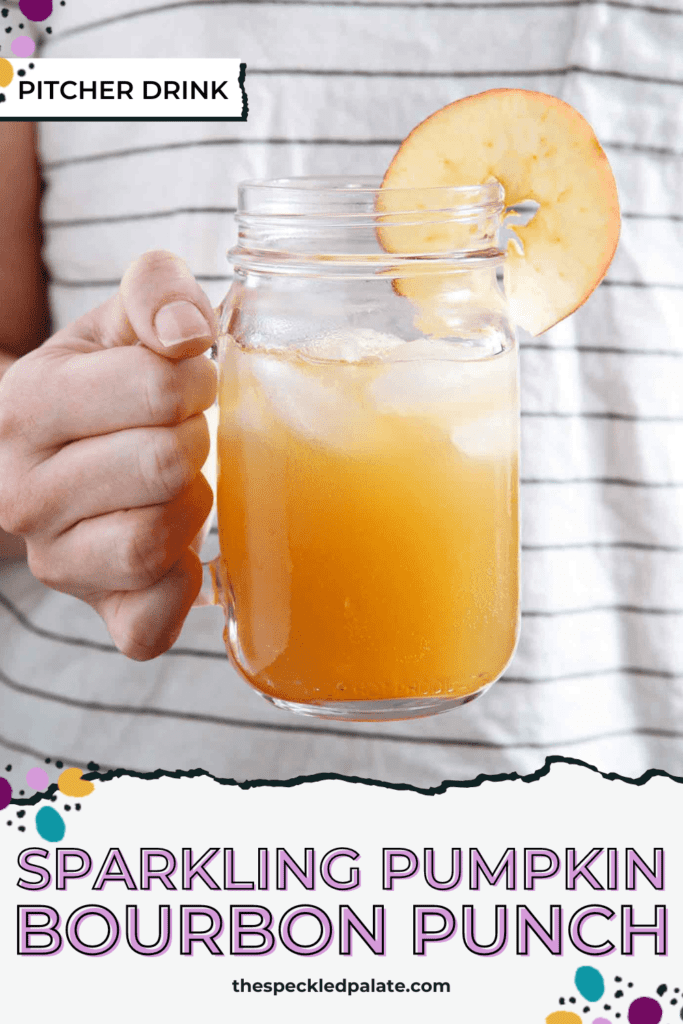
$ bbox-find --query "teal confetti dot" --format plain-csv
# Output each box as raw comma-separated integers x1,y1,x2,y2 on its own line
36,805,65,842
576,967,605,1002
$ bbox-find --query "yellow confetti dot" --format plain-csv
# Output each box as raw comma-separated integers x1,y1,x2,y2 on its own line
0,59,14,88
546,1014,583,1024
58,767,95,798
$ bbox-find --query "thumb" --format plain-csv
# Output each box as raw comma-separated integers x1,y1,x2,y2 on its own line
117,249,216,360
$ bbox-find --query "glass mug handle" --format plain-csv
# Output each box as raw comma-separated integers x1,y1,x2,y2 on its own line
190,312,228,612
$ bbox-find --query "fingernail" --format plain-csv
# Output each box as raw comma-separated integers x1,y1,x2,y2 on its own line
154,301,212,347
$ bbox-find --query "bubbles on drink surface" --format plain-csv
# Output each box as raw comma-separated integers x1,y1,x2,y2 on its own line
267,327,408,363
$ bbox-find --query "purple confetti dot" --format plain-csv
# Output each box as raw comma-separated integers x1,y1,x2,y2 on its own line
628,998,662,1024
593,1019,612,1024
11,34,35,56
26,766,49,790
0,777,11,810
18,0,52,21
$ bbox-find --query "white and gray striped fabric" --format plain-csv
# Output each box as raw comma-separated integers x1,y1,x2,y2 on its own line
1,0,682,788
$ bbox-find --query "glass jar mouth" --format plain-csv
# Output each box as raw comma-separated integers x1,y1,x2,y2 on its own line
230,175,506,274
235,175,504,220
237,174,502,203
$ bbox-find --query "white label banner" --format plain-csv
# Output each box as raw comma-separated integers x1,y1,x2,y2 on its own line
0,759,680,1023
0,58,247,120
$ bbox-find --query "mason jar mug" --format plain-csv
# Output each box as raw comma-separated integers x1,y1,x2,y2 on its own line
210,177,520,722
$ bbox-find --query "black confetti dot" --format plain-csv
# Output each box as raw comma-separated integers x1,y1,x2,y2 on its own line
17,810,25,819
6,819,12,825
45,26,51,32
628,983,634,989
29,62,34,68
615,991,624,999
18,22,23,27
5,764,11,771
4,27,11,33
616,1015,621,1020
659,986,668,997
55,761,63,768
64,805,71,812
75,803,81,811
19,790,24,796
18,826,25,832
50,795,57,802
604,1007,611,1012
18,69,25,76
615,977,622,983
0,94,6,102
672,1000,678,1006
1,9,7,17
45,758,51,764
87,762,99,772
583,1007,590,1014
676,989,680,994
61,1,66,4
569,998,576,1004
559,998,565,1005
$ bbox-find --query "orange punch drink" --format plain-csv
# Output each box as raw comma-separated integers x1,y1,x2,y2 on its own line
216,329,519,719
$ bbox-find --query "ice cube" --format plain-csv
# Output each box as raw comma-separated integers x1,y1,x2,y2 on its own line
370,345,516,417
450,409,519,461
247,353,376,451
232,386,269,435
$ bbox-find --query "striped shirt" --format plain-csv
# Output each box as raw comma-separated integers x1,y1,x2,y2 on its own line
1,0,682,789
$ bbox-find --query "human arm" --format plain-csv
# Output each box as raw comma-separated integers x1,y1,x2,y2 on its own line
0,122,51,557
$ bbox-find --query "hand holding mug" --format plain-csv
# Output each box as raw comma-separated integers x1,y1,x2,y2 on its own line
0,250,217,660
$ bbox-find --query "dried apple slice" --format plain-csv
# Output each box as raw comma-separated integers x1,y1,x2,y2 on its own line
378,89,621,336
